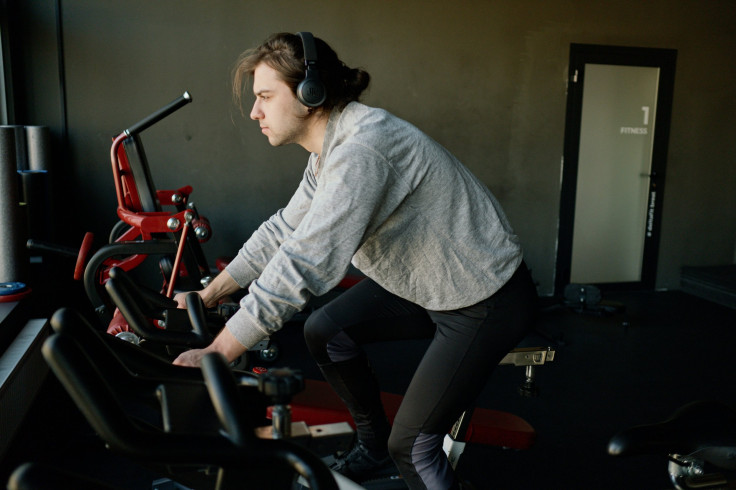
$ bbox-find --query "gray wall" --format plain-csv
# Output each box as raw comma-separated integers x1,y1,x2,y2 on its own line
17,0,736,296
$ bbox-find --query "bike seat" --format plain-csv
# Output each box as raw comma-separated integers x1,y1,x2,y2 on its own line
608,400,736,470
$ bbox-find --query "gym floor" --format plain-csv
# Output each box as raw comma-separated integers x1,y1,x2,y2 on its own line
1,287,734,489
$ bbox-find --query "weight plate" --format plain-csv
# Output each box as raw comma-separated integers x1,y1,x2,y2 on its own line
0,285,32,303
0,282,27,296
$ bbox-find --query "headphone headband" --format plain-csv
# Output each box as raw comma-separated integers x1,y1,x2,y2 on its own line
298,32,319,66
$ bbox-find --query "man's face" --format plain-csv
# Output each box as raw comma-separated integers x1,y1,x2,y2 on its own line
250,63,309,147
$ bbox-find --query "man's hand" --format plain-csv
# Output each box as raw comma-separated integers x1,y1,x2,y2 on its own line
172,347,208,367
171,326,247,368
173,291,191,309
173,270,240,309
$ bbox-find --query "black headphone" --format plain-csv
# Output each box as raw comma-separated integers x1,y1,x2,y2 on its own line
296,32,327,107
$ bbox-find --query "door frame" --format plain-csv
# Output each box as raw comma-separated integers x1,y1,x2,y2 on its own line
554,44,677,296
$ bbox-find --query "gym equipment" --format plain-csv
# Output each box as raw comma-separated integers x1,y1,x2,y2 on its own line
608,400,736,489
99,267,556,483
279,345,555,487
104,265,276,367
0,127,25,284
125,270,554,484
27,93,214,327
105,265,218,347
16,307,346,490
87,92,212,323
0,282,32,303
102,266,556,486
561,283,625,316
24,126,53,172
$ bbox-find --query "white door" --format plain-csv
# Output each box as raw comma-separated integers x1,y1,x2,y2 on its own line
570,64,660,284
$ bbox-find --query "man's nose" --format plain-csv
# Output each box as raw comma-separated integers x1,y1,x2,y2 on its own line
250,100,262,120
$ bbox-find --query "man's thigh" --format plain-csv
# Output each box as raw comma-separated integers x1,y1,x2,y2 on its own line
317,278,436,345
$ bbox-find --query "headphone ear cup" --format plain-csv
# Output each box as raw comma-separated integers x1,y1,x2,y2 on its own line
297,72,326,107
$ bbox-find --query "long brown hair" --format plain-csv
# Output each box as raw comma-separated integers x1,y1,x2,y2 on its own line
233,33,370,114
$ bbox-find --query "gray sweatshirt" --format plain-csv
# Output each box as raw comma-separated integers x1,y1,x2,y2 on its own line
224,102,522,349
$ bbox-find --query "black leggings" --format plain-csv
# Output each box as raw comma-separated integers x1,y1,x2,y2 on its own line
303,263,538,490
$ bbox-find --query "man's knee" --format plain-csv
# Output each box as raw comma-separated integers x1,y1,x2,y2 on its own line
303,308,333,356
305,308,363,363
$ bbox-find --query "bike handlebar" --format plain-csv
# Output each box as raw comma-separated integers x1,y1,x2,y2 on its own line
124,92,192,136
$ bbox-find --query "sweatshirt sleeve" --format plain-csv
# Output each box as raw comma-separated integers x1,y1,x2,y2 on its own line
225,143,400,349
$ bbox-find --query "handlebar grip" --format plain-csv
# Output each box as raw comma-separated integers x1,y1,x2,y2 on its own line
124,92,192,136
186,292,214,344
201,353,252,446
74,232,95,281
26,239,78,258
108,266,177,310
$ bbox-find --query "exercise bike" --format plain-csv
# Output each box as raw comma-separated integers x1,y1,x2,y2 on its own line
103,268,557,488
608,400,736,489
27,92,215,328
8,306,358,490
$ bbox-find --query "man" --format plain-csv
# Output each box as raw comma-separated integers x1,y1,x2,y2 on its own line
174,32,538,490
